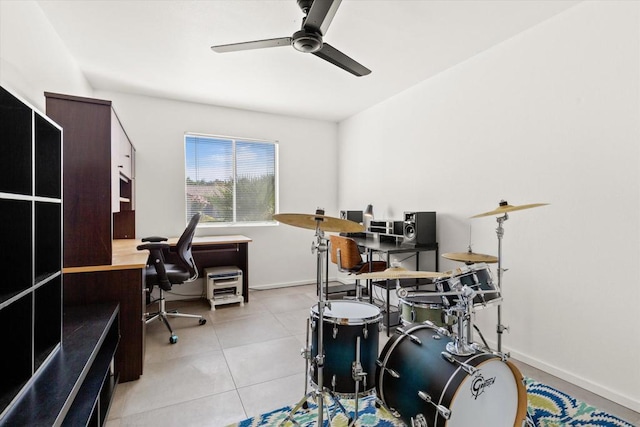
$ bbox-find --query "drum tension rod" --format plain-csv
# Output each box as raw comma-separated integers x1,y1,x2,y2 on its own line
395,327,422,345
417,391,451,420
441,351,478,376
375,359,400,378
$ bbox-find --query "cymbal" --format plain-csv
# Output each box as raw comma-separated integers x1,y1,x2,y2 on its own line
273,213,364,233
471,201,549,218
358,267,450,280
442,252,498,264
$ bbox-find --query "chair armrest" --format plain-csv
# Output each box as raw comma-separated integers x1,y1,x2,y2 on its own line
137,242,170,251
141,236,168,243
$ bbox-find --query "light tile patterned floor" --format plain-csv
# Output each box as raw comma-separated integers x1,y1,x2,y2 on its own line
106,284,640,426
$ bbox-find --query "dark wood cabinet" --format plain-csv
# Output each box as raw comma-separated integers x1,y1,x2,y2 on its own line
44,92,136,267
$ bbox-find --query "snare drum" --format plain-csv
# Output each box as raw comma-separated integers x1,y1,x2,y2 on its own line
435,263,501,308
376,323,528,426
399,295,455,327
310,300,382,396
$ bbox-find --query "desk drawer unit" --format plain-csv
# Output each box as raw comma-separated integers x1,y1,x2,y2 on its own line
205,266,244,310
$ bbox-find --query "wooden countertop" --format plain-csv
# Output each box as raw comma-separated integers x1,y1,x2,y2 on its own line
62,235,252,274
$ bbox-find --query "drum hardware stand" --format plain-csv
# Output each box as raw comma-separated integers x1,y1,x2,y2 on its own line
496,213,509,354
282,209,346,427
445,286,476,356
349,336,366,427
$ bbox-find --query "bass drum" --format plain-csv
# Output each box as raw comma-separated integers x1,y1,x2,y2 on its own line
375,324,528,427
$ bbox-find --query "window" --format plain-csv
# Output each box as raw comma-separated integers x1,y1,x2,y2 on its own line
185,133,278,225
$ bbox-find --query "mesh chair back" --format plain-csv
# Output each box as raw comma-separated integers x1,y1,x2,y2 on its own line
176,213,201,281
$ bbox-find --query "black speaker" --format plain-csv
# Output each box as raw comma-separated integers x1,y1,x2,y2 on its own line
340,210,363,224
403,211,436,245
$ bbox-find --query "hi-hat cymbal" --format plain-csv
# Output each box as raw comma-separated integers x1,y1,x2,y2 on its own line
273,213,364,233
358,267,449,280
442,252,498,264
471,200,549,218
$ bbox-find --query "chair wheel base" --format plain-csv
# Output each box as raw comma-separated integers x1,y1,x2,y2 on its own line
199,318,207,325
170,335,178,344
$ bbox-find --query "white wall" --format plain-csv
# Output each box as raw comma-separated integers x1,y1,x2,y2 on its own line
0,1,92,111
95,90,339,289
338,1,639,411
0,0,340,291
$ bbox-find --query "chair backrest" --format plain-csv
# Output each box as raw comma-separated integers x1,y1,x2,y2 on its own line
329,235,363,272
175,213,201,281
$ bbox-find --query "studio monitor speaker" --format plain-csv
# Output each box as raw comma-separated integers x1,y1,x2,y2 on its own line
403,211,436,245
340,210,363,224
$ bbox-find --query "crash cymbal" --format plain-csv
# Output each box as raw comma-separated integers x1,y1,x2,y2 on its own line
273,213,364,233
442,252,498,264
471,200,549,218
358,267,450,280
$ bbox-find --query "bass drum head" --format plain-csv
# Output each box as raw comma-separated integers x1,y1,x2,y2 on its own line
446,358,523,426
311,300,381,324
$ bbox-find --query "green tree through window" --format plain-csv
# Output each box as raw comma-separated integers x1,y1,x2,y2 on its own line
185,134,278,225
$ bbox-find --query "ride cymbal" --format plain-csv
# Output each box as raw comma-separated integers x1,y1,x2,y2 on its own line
442,252,498,264
358,267,449,280
273,213,364,233
471,200,549,218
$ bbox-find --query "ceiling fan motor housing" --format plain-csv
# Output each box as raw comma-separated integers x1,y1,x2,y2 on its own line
292,30,323,53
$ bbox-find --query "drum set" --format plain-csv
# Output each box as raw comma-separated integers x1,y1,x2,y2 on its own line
273,200,546,426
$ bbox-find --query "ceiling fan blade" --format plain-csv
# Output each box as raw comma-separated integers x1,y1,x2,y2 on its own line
303,0,341,36
312,43,371,76
211,37,291,53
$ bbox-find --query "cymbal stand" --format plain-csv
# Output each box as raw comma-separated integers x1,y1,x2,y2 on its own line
281,211,344,426
495,213,509,353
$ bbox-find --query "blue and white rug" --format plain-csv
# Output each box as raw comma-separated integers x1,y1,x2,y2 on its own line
227,379,635,427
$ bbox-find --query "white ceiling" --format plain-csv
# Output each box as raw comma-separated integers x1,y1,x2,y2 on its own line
36,0,579,122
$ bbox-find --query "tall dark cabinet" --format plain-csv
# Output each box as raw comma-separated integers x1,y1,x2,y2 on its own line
0,86,63,415
44,92,136,268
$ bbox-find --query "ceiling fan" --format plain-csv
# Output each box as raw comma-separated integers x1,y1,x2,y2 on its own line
210,0,371,77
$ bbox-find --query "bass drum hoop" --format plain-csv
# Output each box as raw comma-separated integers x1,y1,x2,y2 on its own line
376,323,528,427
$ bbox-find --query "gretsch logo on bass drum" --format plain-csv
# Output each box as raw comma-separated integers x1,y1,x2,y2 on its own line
470,373,496,400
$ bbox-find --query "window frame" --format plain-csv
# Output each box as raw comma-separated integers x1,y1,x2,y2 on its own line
184,132,279,227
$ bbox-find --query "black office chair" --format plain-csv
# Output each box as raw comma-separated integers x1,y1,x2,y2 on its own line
137,213,206,344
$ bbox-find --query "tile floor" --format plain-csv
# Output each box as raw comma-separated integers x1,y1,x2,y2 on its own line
106,284,640,426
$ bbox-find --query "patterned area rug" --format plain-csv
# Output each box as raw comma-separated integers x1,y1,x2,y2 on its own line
228,379,635,427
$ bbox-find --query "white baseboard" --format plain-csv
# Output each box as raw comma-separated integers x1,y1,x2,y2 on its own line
496,343,640,413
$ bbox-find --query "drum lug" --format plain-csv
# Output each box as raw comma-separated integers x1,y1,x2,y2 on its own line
417,391,451,420
311,319,316,330
363,325,368,339
333,324,338,339
411,414,428,427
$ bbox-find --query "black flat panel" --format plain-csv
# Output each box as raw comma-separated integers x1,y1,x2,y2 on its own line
34,276,62,372
0,87,32,195
0,199,32,304
0,294,33,415
35,201,61,283
35,114,62,199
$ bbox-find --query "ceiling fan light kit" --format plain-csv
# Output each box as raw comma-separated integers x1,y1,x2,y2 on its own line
211,0,371,76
